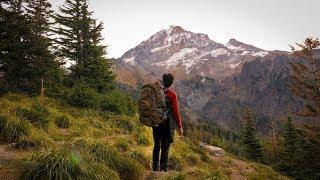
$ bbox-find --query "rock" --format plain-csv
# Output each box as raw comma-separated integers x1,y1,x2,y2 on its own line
200,142,225,157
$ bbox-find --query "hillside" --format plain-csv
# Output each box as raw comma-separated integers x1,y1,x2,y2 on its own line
0,93,288,180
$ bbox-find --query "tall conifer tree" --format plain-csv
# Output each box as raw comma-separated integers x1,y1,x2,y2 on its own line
277,116,300,176
289,38,320,118
55,0,114,92
0,0,62,94
241,108,263,162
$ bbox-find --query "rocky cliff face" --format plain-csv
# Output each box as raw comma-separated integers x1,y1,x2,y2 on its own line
173,53,303,132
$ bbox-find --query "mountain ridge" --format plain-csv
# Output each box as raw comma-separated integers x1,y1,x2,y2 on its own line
113,25,311,133
118,25,276,80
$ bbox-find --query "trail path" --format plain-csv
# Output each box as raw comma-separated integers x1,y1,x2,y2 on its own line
0,144,27,180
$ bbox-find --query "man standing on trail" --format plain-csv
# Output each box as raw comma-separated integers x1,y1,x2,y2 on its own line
152,73,183,172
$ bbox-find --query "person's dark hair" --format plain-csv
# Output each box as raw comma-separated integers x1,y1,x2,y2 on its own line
162,73,174,88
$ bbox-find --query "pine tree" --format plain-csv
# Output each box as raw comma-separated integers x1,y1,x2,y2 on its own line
55,0,114,93
289,38,320,118
25,0,64,95
0,0,62,94
241,108,263,162
279,117,298,168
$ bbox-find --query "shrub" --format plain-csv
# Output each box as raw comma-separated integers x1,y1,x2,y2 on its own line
3,119,30,142
100,91,137,116
22,147,118,180
67,86,100,108
55,115,71,128
16,103,50,129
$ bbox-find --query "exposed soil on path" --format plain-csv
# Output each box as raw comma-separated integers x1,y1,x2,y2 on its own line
0,143,28,180
212,155,254,180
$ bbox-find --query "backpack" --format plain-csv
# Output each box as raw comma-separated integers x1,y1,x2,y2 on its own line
138,82,166,127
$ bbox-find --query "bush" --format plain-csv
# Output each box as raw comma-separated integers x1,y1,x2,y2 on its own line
16,103,50,129
100,91,137,116
22,147,118,180
55,115,71,128
67,86,100,108
3,119,30,142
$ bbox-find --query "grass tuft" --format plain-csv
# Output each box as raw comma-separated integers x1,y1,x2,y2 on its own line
22,147,119,180
15,131,55,149
2,118,30,142
55,114,71,128
75,138,144,180
136,125,152,146
16,103,50,129
115,137,132,151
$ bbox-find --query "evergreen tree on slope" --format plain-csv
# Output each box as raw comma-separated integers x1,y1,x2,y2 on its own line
241,108,263,162
55,0,114,93
0,0,62,94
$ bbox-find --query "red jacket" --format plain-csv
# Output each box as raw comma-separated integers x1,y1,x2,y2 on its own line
164,88,182,129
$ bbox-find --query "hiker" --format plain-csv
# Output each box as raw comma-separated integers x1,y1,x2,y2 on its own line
152,73,183,172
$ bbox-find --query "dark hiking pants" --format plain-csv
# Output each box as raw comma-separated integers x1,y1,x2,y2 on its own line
152,124,171,172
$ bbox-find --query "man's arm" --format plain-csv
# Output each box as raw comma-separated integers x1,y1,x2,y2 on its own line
168,91,182,130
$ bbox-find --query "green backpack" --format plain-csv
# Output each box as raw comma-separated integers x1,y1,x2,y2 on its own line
138,82,166,127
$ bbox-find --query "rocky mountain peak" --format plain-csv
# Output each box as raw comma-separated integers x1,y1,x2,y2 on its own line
227,38,243,46
119,26,270,79
226,38,264,53
167,25,186,34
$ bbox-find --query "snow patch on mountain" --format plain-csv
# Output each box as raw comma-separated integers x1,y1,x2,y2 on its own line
123,56,136,65
253,51,269,57
153,48,197,67
211,48,229,57
150,45,170,52
226,44,246,52
230,61,242,69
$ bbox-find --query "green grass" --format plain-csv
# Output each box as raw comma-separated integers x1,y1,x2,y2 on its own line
16,103,50,129
1,117,30,142
74,138,145,180
0,93,288,180
115,137,132,151
55,114,71,128
22,147,119,180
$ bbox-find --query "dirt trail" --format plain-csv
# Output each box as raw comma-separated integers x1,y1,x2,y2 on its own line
212,155,253,180
0,144,27,180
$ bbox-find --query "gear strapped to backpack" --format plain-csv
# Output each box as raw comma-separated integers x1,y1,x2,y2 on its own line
138,82,168,127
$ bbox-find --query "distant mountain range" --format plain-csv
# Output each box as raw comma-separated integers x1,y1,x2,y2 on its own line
113,25,312,132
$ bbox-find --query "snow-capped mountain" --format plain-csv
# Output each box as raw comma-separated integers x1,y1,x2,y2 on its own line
119,25,270,80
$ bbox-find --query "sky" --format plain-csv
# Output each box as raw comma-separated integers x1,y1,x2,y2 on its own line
52,0,320,58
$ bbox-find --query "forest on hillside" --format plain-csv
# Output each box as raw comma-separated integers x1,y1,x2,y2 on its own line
0,0,319,179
